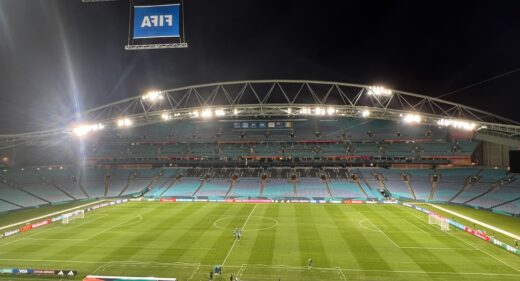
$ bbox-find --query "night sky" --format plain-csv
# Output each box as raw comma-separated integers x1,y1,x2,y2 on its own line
0,0,519,134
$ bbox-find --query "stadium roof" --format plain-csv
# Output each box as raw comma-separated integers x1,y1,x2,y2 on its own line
1,80,520,147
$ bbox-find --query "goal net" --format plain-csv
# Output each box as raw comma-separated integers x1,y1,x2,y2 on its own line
62,210,85,224
428,213,450,231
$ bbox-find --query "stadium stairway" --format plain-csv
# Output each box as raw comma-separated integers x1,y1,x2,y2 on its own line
448,169,481,202
0,197,23,210
492,196,520,215
402,175,417,200
462,184,499,205
323,180,333,197
159,177,179,196
224,181,234,198
190,179,206,197
37,171,77,201
121,173,156,197
429,180,438,201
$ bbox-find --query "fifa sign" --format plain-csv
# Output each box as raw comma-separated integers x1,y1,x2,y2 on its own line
133,4,180,39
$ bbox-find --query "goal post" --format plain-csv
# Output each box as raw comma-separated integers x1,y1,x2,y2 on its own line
428,212,450,231
62,210,85,224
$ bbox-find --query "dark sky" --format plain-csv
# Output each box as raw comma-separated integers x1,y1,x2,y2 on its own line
1,0,520,134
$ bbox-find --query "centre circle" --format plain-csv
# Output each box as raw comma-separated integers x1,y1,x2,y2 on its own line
213,216,278,232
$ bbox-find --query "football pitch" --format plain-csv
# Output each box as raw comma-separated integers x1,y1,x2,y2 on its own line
1,202,520,281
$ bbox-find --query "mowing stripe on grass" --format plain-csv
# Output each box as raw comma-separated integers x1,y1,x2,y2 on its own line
222,204,257,266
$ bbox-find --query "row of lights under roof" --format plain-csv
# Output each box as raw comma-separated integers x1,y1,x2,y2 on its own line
72,88,477,137
2,166,64,172
72,111,478,138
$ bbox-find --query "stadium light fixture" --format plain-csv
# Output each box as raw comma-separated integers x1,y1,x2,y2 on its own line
361,110,371,118
437,118,477,131
403,113,421,124
191,110,200,118
201,108,213,118
314,107,326,115
215,108,226,116
117,118,133,128
161,112,171,121
141,90,164,102
326,107,336,115
72,123,105,137
367,86,392,96
300,107,311,115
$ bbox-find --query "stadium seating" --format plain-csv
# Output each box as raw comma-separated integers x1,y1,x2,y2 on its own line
327,180,366,198
262,179,294,197
39,169,87,199
0,200,19,213
161,178,202,197
407,170,432,201
80,169,108,198
229,178,261,197
195,180,230,196
433,169,476,201
0,183,48,207
295,178,329,197
451,183,493,204
467,182,520,208
493,198,520,215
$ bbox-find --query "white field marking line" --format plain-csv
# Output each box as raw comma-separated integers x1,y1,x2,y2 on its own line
234,263,520,277
429,203,520,240
1,213,111,246
337,266,347,281
398,246,475,250
237,264,246,278
357,219,379,232
222,204,258,266
0,199,106,231
357,212,400,248
213,216,278,232
186,263,200,281
84,215,143,241
1,258,519,278
404,207,520,273
357,218,469,250
444,225,520,273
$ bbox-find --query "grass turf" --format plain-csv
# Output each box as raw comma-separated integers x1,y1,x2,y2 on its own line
0,200,96,227
427,203,520,243
1,202,520,281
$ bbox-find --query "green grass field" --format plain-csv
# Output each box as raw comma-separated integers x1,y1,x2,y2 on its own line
1,202,520,281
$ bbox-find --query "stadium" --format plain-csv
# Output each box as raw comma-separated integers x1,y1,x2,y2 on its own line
1,1,520,281
1,80,520,281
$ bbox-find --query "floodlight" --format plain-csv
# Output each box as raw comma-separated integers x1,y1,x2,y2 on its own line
72,123,105,136
161,112,171,121
142,90,163,102
201,109,213,118
215,109,226,116
367,86,392,96
287,108,292,114
437,119,477,131
361,110,371,118
117,118,133,127
300,107,311,114
326,107,336,115
403,113,421,124
314,107,326,115
233,108,239,115
191,110,200,117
